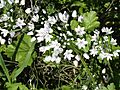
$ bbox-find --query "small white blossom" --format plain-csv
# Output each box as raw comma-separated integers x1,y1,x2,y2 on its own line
113,50,120,57
82,85,88,90
32,14,39,22
101,27,113,35
0,36,5,44
105,53,113,61
73,60,78,67
75,25,85,36
64,50,74,60
0,28,9,37
28,22,34,30
83,53,89,59
44,56,52,62
75,55,80,61
76,38,88,49
31,37,36,42
67,31,72,36
58,11,69,23
72,10,77,18
90,47,98,57
20,0,25,5
110,38,117,45
102,68,106,74
42,9,46,14
7,0,14,4
25,8,32,14
48,16,57,25
27,31,34,35
78,16,83,22
15,0,19,3
0,14,9,22
16,18,26,29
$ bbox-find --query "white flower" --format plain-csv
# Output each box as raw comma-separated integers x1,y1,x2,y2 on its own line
67,31,72,36
102,68,106,74
113,50,120,57
76,38,88,49
90,47,98,57
55,57,61,63
105,53,113,61
28,22,34,30
0,28,9,37
45,34,53,43
53,47,63,56
98,51,106,60
25,8,32,14
31,37,36,42
7,0,14,4
15,0,19,3
44,56,52,62
64,50,74,60
20,0,25,5
91,34,98,41
58,11,69,23
27,31,34,35
72,10,77,18
101,27,113,35
73,60,78,67
33,6,39,13
110,38,117,45
32,14,39,22
0,36,5,44
16,18,26,29
75,25,85,36
75,55,80,61
50,40,61,48
0,0,5,9
78,16,83,22
82,85,88,90
83,53,89,59
0,14,9,22
103,36,108,42
10,31,15,38
42,9,46,14
48,16,57,25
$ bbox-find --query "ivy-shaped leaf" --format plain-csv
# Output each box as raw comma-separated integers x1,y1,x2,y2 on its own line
6,82,28,90
70,20,78,30
5,35,36,66
82,11,100,32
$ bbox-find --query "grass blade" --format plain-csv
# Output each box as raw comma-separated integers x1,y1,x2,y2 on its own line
0,53,11,83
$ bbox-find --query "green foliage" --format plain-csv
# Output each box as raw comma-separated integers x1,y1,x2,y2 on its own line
61,85,71,90
82,11,100,32
0,53,11,83
100,83,116,90
70,20,78,30
5,35,36,66
6,82,28,90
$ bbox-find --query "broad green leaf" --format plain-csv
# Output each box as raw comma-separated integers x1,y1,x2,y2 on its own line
61,85,71,90
0,53,11,83
5,35,36,66
6,82,28,90
70,20,78,30
107,83,116,90
10,41,36,82
82,11,100,32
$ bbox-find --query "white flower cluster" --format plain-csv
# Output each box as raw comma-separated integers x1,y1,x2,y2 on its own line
0,1,119,67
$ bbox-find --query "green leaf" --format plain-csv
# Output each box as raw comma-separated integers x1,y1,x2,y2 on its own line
70,20,78,30
61,85,71,90
0,53,11,83
107,83,116,90
10,41,36,82
82,11,100,32
5,35,36,66
6,82,28,90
